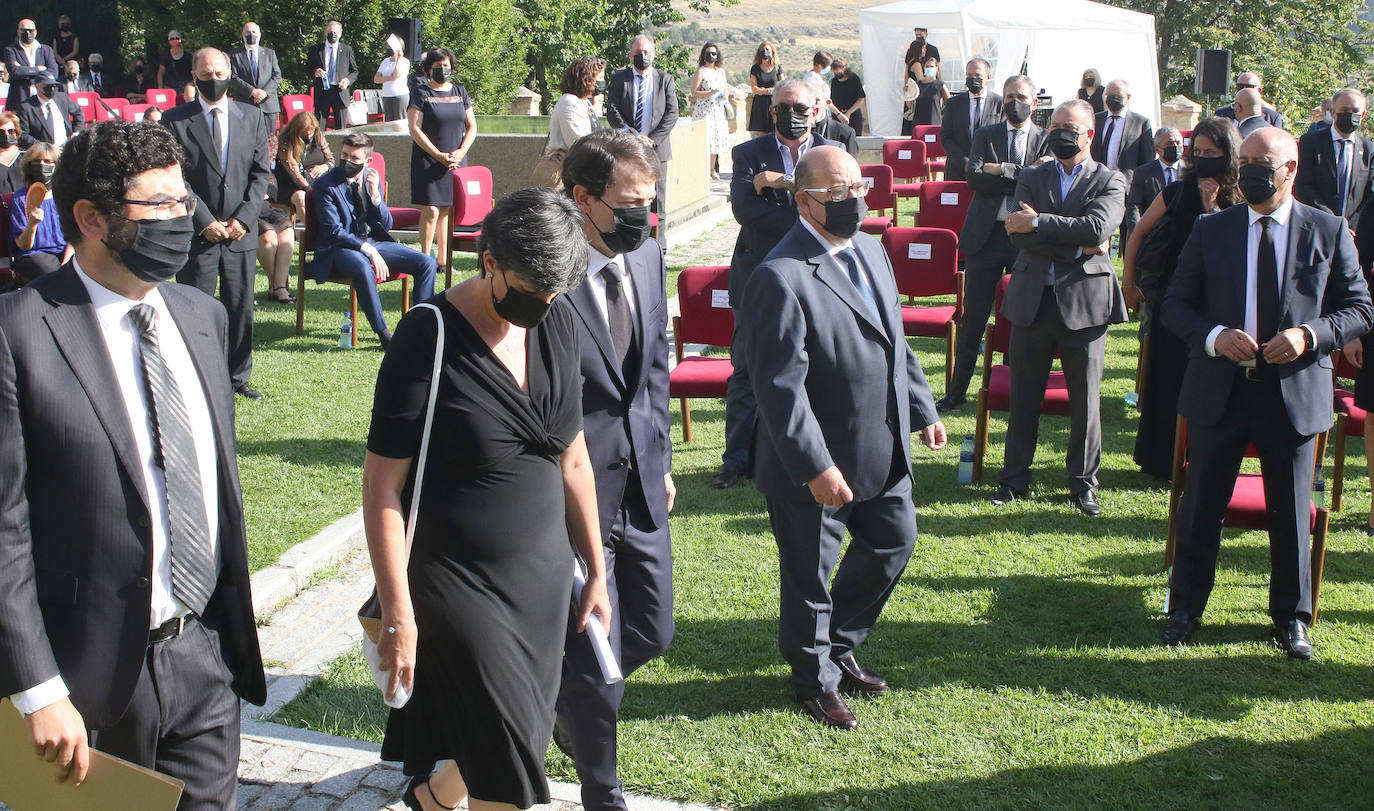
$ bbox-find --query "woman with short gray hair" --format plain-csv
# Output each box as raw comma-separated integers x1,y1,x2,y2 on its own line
363,186,609,810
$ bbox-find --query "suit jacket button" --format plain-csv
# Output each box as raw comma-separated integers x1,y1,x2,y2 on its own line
616,457,629,469
135,576,150,589
886,415,896,425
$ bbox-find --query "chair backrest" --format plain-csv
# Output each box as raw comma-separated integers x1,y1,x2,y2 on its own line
882,139,929,181
145,88,177,110
882,226,959,299
859,163,895,215
916,181,972,231
990,273,1014,354
1335,350,1359,383
368,151,389,196
281,94,312,122
67,91,101,122
123,103,153,121
913,125,945,159
300,188,318,251
452,165,494,227
101,97,130,121
675,266,735,347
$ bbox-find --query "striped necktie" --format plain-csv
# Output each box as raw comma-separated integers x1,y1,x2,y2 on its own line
635,74,648,132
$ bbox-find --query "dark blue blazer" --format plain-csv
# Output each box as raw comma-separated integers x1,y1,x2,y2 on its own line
555,239,673,543
305,165,395,283
741,224,939,501
1163,200,1374,435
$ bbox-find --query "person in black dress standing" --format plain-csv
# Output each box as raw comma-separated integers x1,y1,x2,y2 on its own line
1078,69,1105,115
409,47,477,283
1122,117,1242,478
365,186,612,811
829,57,866,136
51,14,78,63
748,41,781,137
908,55,948,133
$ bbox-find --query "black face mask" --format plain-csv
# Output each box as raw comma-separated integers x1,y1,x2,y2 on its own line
1238,162,1285,206
326,31,339,44
965,76,984,94
38,164,54,183
341,159,365,179
491,270,552,328
1083,77,1096,88
705,52,718,63
775,108,810,140
1047,128,1082,160
1162,145,1182,165
66,71,79,80
244,33,259,45
1336,111,1364,133
594,79,605,95
633,52,652,71
89,60,102,71
0,131,16,148
820,195,866,239
38,83,55,98
105,213,196,283
133,64,146,75
1105,93,1126,113
913,37,926,46
19,31,35,45
1192,154,1227,178
597,199,653,255
1004,99,1032,126
196,76,229,103
431,66,450,83
59,23,71,32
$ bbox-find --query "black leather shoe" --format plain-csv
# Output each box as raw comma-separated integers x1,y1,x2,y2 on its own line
712,464,743,490
834,653,888,696
1072,489,1103,517
379,329,394,351
233,384,264,400
1272,619,1314,660
797,690,858,730
935,393,966,413
1160,612,1199,646
989,485,1028,506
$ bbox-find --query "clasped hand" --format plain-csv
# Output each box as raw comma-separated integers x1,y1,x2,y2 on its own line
1215,327,1306,364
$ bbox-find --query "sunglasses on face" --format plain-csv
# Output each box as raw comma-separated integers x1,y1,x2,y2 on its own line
773,102,811,116
169,38,181,43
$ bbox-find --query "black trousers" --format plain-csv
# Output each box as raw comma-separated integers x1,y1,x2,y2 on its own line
176,245,255,388
1172,373,1315,624
315,86,348,130
948,229,1016,399
557,468,674,811
13,252,62,283
766,459,916,695
88,616,241,811
721,314,755,473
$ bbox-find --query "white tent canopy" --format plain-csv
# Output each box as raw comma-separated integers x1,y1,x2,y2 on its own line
859,0,1160,137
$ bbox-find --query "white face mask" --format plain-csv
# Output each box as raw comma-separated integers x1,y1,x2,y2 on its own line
924,67,937,78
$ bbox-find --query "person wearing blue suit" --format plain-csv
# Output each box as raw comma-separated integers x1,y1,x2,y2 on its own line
552,130,675,811
742,145,946,730
305,132,436,348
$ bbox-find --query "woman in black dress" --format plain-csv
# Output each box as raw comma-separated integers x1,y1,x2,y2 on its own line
1123,117,1242,478
829,57,866,136
51,15,79,63
1078,69,1105,115
748,41,781,136
409,47,477,282
274,111,334,220
907,55,948,133
366,187,611,811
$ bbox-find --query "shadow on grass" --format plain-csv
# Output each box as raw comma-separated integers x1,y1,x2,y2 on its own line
1087,546,1374,585
237,437,365,467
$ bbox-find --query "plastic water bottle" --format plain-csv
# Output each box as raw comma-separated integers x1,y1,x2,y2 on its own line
957,433,975,484
1124,390,1139,408
1313,463,1326,509
338,313,353,349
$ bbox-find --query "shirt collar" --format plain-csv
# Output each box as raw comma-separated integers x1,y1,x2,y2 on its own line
1331,123,1353,142
198,95,229,117
1056,158,1090,181
72,256,168,332
800,215,851,255
1248,196,1294,227
586,242,622,280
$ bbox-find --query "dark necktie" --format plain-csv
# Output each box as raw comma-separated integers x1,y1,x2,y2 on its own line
210,107,224,172
326,47,336,88
838,247,881,324
249,48,258,85
352,181,369,239
1256,216,1280,343
1103,115,1118,165
1336,138,1350,216
1007,129,1024,212
93,73,101,92
127,304,217,616
970,96,981,139
635,74,648,132
602,263,635,370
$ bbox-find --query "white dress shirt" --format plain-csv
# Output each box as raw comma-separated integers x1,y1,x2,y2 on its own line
44,97,68,147
1032,159,1089,285
1103,110,1126,170
198,94,231,170
1204,198,1294,356
585,242,638,329
996,123,1029,221
9,259,222,715
1158,158,1181,187
325,44,338,87
775,134,812,176
632,68,655,136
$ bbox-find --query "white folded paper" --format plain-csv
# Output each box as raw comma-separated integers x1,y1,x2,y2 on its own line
572,560,623,684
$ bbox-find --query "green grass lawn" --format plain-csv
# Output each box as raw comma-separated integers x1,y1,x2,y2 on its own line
272,306,1374,808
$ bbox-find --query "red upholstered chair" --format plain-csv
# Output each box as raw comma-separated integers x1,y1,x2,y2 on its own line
101,97,130,122
294,188,412,344
915,181,972,234
122,103,154,121
445,165,494,287
883,139,928,206
366,152,421,230
913,124,946,178
280,94,312,127
67,91,101,123
1331,352,1365,511
883,226,961,386
972,275,1071,482
669,266,735,443
1179,128,1193,158
1162,416,1332,622
858,164,898,235
0,192,16,289
145,88,177,110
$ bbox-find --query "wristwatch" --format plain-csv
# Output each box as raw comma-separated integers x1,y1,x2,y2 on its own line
781,172,795,191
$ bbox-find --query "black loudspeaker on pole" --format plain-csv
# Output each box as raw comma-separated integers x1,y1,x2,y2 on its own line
1195,49,1232,97
387,17,422,60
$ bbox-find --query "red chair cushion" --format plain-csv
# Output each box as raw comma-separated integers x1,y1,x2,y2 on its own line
860,215,893,235
1219,471,1318,530
1335,388,1367,438
669,356,733,398
985,365,1071,415
901,304,956,337
390,207,422,229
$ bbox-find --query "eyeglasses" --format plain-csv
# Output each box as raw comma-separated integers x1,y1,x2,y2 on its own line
169,38,182,43
802,179,874,203
121,195,198,217
773,102,811,117
1236,83,1257,90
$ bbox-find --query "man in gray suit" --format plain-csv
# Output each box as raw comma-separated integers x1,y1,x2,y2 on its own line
991,100,1128,516
938,75,1050,411
228,22,282,134
742,146,946,730
1233,88,1273,139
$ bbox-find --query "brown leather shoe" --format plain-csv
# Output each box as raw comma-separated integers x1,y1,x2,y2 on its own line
797,690,858,730
835,653,888,696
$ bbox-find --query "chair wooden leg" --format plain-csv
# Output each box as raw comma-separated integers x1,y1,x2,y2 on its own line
445,240,453,289
1331,415,1347,511
402,277,411,312
295,253,307,336
973,389,989,483
350,288,359,348
680,398,692,443
945,321,956,389
1311,508,1330,623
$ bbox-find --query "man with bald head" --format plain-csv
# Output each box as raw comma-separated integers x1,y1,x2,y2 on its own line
1216,71,1285,128
1162,127,1373,658
163,47,271,399
1296,88,1374,269
742,145,946,730
4,18,59,110
228,21,282,133
1233,88,1272,138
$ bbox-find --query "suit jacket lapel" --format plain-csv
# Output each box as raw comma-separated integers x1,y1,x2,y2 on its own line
858,237,901,342
162,284,235,465
1062,161,1095,210
567,276,624,388
627,250,654,391
188,106,225,179
1280,206,1310,321
807,231,888,342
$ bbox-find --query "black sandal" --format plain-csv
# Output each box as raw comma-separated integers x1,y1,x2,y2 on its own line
401,775,458,810
268,285,296,304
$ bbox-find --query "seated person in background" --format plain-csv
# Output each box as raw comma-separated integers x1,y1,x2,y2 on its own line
143,105,163,123
85,52,113,96
0,113,22,197
7,142,70,282
275,111,333,220
304,132,436,348
259,175,296,304
119,57,153,103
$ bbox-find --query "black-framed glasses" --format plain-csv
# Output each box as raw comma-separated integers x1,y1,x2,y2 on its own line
121,195,197,216
773,102,811,117
802,179,873,203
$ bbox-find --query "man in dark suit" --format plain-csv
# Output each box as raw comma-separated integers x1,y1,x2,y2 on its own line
992,99,1128,516
1296,88,1374,270
805,73,858,156
554,129,676,811
304,132,437,349
1125,127,1184,239
163,48,270,399
940,58,1003,181
742,145,946,729
1161,126,1373,658
0,119,266,806
604,35,678,221
1215,71,1285,128
5,19,59,111
714,78,839,490
16,71,82,148
60,58,91,94
1090,79,1154,187
305,21,358,130
84,53,115,97
228,22,281,133
939,75,1050,411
